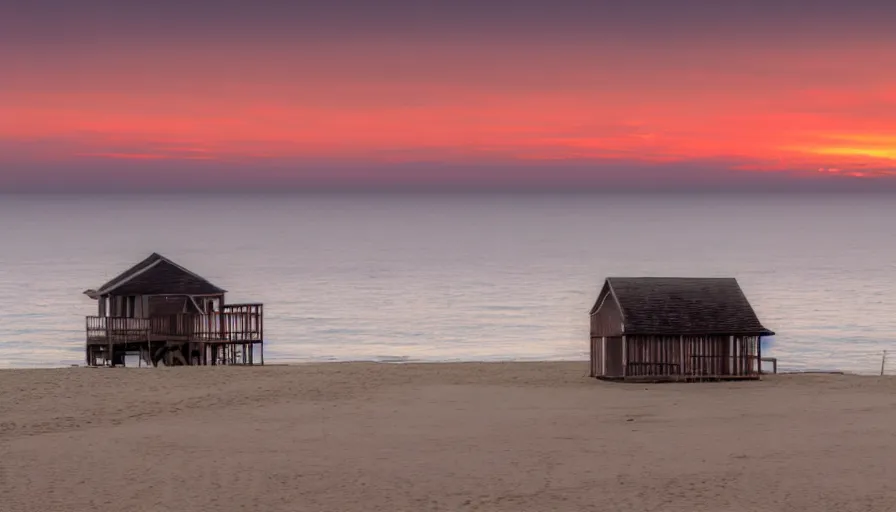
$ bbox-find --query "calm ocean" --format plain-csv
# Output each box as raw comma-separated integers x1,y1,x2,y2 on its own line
1,192,894,373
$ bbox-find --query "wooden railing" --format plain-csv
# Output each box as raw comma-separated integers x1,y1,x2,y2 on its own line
689,355,762,377
185,303,264,341
86,316,153,342
150,314,198,338
626,362,682,377
625,355,763,378
85,303,264,343
223,303,263,341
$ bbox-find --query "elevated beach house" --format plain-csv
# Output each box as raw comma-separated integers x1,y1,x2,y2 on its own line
589,277,774,382
83,253,264,367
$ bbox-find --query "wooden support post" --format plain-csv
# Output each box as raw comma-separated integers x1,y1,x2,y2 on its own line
679,335,685,376
106,319,112,367
258,305,263,362
729,336,735,376
218,294,226,341
621,336,627,378
85,316,90,366
589,336,595,378
601,337,606,376
757,336,763,376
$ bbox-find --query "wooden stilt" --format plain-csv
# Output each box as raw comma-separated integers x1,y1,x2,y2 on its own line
757,336,763,376
84,301,265,369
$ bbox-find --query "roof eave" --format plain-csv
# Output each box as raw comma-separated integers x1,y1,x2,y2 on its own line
99,288,228,297
624,330,776,337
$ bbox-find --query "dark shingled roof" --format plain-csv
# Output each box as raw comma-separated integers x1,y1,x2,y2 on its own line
94,252,161,293
594,277,774,336
88,253,226,297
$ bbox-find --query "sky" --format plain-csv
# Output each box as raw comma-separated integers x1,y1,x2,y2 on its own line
2,0,896,192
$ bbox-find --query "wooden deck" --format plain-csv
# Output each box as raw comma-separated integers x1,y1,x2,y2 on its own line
598,355,777,383
599,374,762,383
85,304,264,367
86,303,263,345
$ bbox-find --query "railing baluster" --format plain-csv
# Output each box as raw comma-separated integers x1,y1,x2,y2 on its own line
87,304,264,361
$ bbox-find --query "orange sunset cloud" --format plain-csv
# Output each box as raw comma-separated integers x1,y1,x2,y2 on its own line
2,18,896,189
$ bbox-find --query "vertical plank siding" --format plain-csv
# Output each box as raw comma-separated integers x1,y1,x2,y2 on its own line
590,295,624,337
590,337,604,377
601,334,761,380
604,336,624,377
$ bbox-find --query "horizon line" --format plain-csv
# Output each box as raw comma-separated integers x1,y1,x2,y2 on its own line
4,188,896,196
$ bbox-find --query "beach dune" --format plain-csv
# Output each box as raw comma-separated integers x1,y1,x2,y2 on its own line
2,362,895,511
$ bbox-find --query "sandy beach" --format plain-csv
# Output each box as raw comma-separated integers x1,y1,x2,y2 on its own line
2,362,896,511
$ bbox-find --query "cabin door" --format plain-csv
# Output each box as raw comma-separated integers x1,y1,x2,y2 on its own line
604,336,623,377
590,337,604,377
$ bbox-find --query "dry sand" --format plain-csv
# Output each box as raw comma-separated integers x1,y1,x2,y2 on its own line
2,362,896,512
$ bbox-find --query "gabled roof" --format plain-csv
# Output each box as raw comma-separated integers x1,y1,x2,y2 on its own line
591,277,774,336
84,253,226,298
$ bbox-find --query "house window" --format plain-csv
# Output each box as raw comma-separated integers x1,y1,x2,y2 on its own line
127,296,136,318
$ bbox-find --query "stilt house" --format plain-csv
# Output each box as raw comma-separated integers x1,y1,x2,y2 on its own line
83,253,264,367
589,277,774,382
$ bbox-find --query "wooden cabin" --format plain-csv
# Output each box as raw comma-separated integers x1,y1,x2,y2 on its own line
589,277,774,382
83,253,264,367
